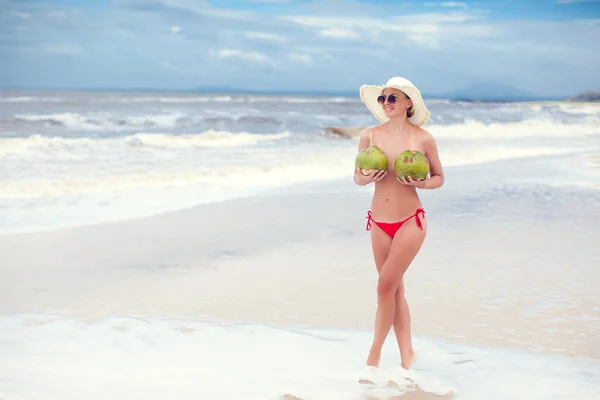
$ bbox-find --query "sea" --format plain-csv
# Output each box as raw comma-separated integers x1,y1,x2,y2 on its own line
1,89,599,234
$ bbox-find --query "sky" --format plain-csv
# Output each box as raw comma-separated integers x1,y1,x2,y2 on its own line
0,0,599,98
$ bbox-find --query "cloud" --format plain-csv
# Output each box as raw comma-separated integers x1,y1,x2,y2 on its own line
244,31,288,42
114,0,259,20
318,27,361,39
40,42,84,54
556,0,600,3
390,11,485,24
13,42,84,54
279,11,490,50
242,0,291,2
441,1,468,7
210,48,272,63
8,11,31,18
0,0,598,96
289,52,312,65
405,33,441,49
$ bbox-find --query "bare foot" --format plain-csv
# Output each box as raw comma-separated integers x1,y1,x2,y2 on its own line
366,349,381,367
359,350,381,385
401,350,418,369
358,365,378,385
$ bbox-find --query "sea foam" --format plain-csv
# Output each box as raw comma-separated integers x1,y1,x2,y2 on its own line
0,313,598,400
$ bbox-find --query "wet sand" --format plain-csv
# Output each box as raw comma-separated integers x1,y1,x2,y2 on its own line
2,182,599,361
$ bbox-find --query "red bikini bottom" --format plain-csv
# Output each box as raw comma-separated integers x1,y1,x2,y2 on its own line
365,208,425,238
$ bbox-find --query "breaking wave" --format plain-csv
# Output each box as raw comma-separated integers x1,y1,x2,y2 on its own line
0,130,291,156
11,112,187,130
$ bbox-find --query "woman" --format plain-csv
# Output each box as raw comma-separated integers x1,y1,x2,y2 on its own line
353,77,444,379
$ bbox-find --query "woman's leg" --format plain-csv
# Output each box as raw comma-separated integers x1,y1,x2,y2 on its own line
366,224,393,367
393,278,416,368
368,219,427,368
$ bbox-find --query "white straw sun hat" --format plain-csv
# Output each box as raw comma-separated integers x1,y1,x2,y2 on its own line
359,76,430,126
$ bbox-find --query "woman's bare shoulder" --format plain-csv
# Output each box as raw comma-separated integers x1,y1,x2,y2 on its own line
414,126,437,143
359,124,385,140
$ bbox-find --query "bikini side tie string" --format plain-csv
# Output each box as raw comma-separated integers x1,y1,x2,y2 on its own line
414,208,425,230
365,210,373,231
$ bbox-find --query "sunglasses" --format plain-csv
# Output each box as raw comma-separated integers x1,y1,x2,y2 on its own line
377,94,399,104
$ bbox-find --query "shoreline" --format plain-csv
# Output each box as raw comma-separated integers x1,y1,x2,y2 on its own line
3,145,599,237
3,311,598,400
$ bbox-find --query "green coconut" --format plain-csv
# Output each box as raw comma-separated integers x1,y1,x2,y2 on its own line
394,150,430,181
355,145,389,176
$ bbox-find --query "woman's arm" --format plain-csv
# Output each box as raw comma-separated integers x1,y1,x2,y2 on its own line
353,129,373,186
422,132,444,189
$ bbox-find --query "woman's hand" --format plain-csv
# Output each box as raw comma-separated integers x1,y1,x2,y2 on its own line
354,168,387,186
397,175,429,189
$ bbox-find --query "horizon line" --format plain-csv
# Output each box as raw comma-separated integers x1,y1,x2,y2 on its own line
0,85,582,102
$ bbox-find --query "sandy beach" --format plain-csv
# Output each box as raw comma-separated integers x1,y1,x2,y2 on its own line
2,91,600,399
2,156,600,399
2,182,600,359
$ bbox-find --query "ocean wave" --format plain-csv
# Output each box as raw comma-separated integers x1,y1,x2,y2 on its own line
111,94,352,104
327,119,599,139
0,130,291,156
0,96,62,103
0,142,588,200
8,111,285,131
0,152,352,199
557,103,600,116
2,118,598,200
125,131,290,148
429,119,599,138
115,95,234,103
11,112,186,130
